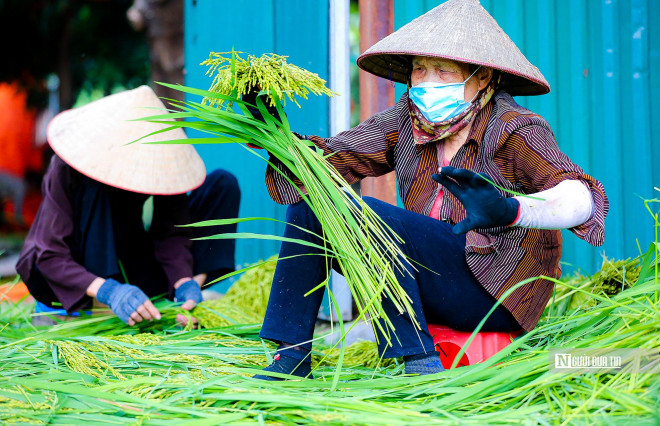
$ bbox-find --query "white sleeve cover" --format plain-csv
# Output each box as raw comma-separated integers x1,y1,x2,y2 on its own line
513,180,594,230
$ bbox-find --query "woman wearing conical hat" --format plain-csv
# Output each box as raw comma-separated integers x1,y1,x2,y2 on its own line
255,0,608,379
16,86,241,327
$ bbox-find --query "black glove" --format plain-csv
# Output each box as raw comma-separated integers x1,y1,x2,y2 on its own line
432,166,519,234
241,87,285,151
241,88,284,124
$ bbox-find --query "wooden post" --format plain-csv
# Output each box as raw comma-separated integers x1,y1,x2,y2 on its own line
359,0,397,204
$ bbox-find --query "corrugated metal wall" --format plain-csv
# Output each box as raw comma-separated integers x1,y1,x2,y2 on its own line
395,0,660,274
184,0,329,272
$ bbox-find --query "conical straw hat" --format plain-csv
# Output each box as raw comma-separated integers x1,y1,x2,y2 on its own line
357,0,549,96
47,85,206,195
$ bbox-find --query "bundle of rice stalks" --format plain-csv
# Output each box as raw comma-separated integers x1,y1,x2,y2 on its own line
202,51,337,108
139,53,418,346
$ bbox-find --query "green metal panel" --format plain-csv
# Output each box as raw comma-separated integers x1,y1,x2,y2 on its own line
184,0,329,273
394,0,659,274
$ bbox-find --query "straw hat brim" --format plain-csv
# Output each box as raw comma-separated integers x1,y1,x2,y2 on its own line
356,0,550,96
47,86,206,195
357,51,549,96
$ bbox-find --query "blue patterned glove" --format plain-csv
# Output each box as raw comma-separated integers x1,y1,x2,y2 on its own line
96,278,149,324
432,166,519,234
174,279,203,304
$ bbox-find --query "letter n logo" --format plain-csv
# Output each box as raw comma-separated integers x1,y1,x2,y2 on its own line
555,353,571,368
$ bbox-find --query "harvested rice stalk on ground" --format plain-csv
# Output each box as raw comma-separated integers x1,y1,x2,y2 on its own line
202,51,337,108
591,256,641,293
193,301,261,328
194,258,397,369
555,256,643,310
313,340,398,369
45,339,126,380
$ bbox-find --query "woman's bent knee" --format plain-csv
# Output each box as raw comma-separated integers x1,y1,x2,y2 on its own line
206,169,240,196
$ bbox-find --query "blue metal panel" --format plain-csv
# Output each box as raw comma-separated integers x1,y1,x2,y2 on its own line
623,0,654,256
391,0,659,274
599,0,625,267
490,0,526,58
184,0,329,274
555,0,593,271
522,0,557,131
650,0,660,190
274,0,330,137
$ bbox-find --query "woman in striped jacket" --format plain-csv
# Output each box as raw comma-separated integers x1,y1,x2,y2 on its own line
255,0,608,379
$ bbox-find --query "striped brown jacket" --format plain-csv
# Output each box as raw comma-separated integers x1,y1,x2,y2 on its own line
265,90,608,331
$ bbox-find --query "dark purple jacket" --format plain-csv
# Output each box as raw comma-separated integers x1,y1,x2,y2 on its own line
16,156,193,312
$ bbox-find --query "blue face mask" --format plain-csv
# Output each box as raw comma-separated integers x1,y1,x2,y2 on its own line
409,66,481,123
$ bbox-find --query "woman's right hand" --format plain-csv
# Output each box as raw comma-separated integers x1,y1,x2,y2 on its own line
241,87,283,124
95,278,161,325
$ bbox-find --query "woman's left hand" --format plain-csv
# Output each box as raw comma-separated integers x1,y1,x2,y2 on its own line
432,166,519,234
174,279,202,328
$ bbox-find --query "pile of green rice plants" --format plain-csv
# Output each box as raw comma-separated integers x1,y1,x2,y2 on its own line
553,256,643,311
211,255,277,321
1,242,657,424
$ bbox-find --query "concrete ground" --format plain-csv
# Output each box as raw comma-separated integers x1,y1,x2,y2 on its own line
316,318,377,346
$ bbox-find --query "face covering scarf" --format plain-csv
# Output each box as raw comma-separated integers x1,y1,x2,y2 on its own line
408,71,500,145
409,66,482,122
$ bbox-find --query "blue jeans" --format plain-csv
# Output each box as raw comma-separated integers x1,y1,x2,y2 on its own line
259,197,521,358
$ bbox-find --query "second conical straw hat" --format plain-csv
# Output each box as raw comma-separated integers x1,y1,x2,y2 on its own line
47,85,206,195
357,0,549,96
